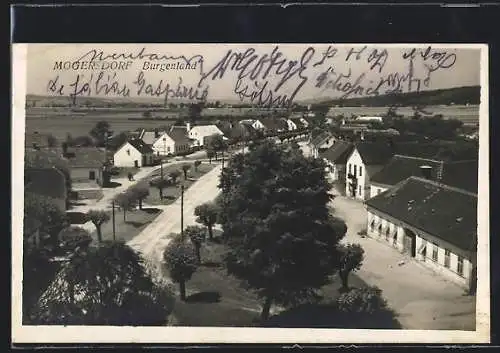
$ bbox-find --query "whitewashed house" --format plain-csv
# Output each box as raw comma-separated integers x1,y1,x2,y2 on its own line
188,124,224,147
345,142,394,200
356,116,384,123
365,176,477,292
240,119,265,131
320,141,354,182
284,118,298,131
113,139,155,168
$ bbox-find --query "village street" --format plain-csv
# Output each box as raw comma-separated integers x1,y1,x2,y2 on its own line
127,164,222,276
329,189,476,330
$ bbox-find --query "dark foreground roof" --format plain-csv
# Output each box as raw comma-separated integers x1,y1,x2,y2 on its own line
320,141,354,164
371,155,478,194
25,168,67,201
65,148,106,168
128,138,154,154
366,176,477,252
311,132,332,147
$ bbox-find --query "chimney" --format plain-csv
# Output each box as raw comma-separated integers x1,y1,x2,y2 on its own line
154,129,159,138
360,129,365,141
419,165,433,180
186,122,191,132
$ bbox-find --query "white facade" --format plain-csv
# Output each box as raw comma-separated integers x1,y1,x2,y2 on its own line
369,184,390,198
345,148,369,200
188,125,224,147
356,116,383,123
113,141,153,168
284,119,297,131
366,209,475,290
299,117,310,128
152,133,176,156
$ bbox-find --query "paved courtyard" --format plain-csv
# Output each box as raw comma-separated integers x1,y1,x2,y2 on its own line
329,188,476,330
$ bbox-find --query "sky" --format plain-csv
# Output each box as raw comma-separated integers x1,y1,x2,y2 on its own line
25,44,483,103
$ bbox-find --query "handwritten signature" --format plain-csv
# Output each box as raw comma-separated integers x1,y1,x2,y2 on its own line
45,45,460,107
47,71,209,106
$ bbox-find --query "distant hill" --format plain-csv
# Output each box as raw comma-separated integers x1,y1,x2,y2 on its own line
310,86,480,108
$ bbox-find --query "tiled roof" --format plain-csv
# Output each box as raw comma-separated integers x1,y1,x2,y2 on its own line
128,138,154,154
260,118,287,131
371,155,443,186
141,130,166,145
189,125,224,137
320,141,354,164
354,141,395,165
311,132,332,147
366,177,477,252
64,147,106,168
168,126,191,144
290,118,306,129
25,168,67,201
371,155,478,194
25,148,69,170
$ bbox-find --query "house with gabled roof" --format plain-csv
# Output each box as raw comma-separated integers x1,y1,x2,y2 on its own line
309,132,336,158
259,117,289,134
345,141,394,200
113,138,155,168
188,124,224,147
365,176,477,292
319,141,355,182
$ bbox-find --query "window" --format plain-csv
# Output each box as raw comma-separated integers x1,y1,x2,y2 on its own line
432,242,438,262
444,249,451,268
377,223,382,234
348,164,352,174
385,226,390,241
354,165,357,177
369,219,375,231
358,185,362,195
419,239,427,256
89,171,96,180
392,229,398,245
457,256,464,276
126,149,130,155
377,188,381,195
359,166,363,177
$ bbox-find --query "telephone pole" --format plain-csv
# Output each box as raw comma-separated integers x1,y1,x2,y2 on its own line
180,184,184,238
112,200,116,241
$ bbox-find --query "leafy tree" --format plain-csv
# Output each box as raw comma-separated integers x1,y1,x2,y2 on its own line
181,164,191,180
107,132,129,151
30,241,175,325
184,225,207,264
90,121,111,147
336,286,388,315
24,192,68,248
337,243,364,290
194,202,219,241
163,235,198,301
220,140,348,322
47,134,58,147
151,178,171,200
59,226,93,252
114,191,137,222
169,170,181,184
86,210,110,243
129,184,150,209
194,160,202,172
71,135,95,147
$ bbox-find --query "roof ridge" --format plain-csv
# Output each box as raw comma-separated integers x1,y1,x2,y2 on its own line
393,154,443,164
407,176,478,197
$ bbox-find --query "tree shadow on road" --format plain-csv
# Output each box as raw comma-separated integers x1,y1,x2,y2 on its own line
185,291,222,304
104,181,122,189
125,220,152,228
262,303,402,329
141,208,162,214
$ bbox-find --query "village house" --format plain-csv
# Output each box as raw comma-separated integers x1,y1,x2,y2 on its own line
188,124,224,147
365,176,477,292
345,141,394,200
320,141,355,183
289,117,308,130
25,167,68,212
259,117,289,135
113,138,155,168
309,132,336,158
240,119,265,131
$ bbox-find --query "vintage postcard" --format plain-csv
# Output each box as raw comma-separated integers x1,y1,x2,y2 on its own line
12,43,489,344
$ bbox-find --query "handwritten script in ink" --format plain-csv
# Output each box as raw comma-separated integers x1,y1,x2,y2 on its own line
44,45,459,107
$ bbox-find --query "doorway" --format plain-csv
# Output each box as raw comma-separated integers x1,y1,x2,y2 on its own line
134,160,139,168
403,228,417,257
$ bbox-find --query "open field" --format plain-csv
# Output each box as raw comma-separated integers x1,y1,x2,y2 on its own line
25,104,480,141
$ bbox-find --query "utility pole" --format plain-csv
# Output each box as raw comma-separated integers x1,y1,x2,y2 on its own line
180,184,184,238
112,200,116,242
